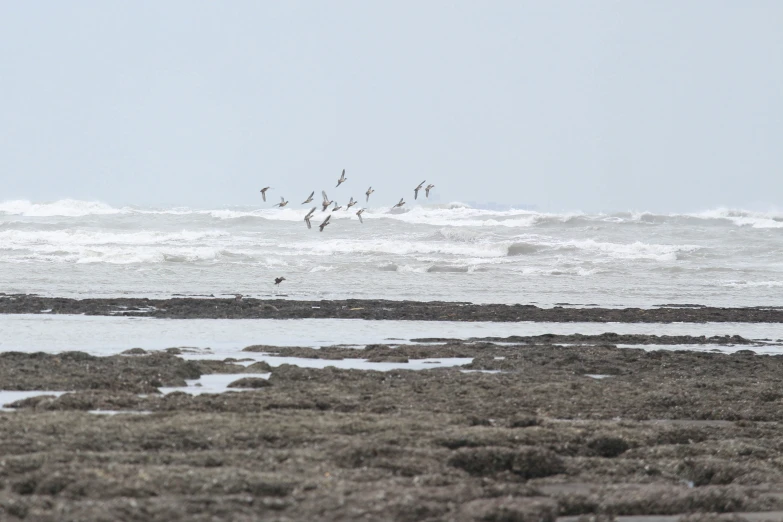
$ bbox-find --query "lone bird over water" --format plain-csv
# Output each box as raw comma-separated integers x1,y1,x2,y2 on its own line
356,208,365,223
260,187,270,202
304,207,316,229
336,169,347,188
276,196,288,208
319,214,331,232
393,198,406,208
414,181,426,200
425,184,435,198
274,277,286,286
366,187,374,202
302,191,314,204
321,191,333,212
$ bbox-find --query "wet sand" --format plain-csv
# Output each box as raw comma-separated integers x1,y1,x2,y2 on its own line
3,340,783,521
3,294,783,322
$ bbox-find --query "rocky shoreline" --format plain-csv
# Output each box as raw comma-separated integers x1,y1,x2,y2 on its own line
3,339,783,521
2,294,783,322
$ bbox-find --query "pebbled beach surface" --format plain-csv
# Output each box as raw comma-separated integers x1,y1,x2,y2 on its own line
3,294,783,322
4,340,783,520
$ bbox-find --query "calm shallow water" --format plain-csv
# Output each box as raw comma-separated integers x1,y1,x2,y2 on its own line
2,199,783,307
1,315,781,356
3,314,780,406
0,391,65,410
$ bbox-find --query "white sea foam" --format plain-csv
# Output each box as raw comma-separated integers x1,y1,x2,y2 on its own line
0,224,722,267
721,280,783,288
506,237,700,262
396,264,430,273
309,265,336,273
74,246,232,265
372,206,562,228
433,228,486,242
690,208,783,229
292,238,509,258
510,266,600,277
3,199,781,229
560,239,700,261
0,199,124,217
2,200,783,306
0,229,230,246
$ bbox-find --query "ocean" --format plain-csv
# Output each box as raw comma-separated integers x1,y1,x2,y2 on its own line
1,199,782,307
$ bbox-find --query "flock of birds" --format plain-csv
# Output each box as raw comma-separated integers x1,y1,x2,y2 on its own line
259,170,435,233
253,170,435,290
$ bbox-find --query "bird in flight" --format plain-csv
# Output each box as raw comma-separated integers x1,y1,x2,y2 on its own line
274,277,286,286
304,207,316,229
276,196,288,208
356,208,365,223
319,214,331,232
321,191,333,212
346,197,357,210
366,187,374,202
336,169,347,188
302,191,314,204
332,201,343,212
414,180,426,200
393,198,406,208
260,187,270,202
425,184,435,198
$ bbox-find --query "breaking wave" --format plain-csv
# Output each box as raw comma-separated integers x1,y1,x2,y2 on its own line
0,229,230,247
689,208,783,229
0,199,124,217
506,238,700,261
3,200,782,229
1,198,780,310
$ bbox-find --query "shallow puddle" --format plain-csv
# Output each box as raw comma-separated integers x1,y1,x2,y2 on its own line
0,390,64,410
159,373,271,396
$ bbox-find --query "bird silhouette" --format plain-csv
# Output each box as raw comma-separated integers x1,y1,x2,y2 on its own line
414,180,426,200
260,187,270,202
304,207,316,229
302,191,314,204
336,169,347,188
321,191,333,212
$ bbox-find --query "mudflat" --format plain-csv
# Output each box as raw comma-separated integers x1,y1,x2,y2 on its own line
3,339,783,521
2,294,783,322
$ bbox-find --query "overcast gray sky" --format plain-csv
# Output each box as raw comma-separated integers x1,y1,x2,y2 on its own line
1,1,781,212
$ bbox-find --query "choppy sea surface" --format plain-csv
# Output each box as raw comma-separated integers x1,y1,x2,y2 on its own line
2,199,783,307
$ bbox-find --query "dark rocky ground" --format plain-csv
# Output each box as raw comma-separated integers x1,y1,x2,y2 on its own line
3,294,783,322
4,340,783,520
